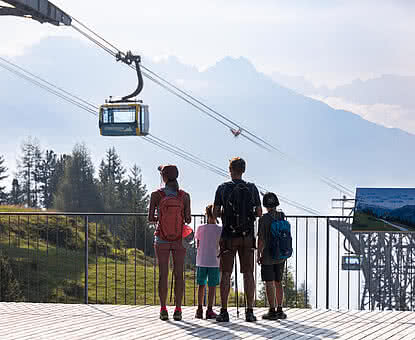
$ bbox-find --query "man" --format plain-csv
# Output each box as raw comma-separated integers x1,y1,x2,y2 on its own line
213,157,262,322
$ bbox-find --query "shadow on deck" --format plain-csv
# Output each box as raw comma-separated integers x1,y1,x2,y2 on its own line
0,303,414,339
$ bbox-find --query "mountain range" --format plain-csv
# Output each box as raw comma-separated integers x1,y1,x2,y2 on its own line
1,37,415,214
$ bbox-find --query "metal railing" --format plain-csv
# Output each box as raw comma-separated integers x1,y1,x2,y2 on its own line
0,212,414,311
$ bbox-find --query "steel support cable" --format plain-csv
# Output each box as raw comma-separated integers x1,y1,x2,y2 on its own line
140,64,354,195
143,136,228,179
68,22,353,196
148,134,321,215
71,17,123,56
147,134,229,177
69,25,237,131
0,55,98,112
1,40,321,215
145,136,320,215
0,61,97,116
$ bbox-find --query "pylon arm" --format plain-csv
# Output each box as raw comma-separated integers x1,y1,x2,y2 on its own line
115,51,144,102
0,0,71,26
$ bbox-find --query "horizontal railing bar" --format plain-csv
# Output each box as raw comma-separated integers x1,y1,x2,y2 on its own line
0,212,206,217
0,212,348,219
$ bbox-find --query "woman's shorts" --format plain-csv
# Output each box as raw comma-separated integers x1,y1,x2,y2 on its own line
197,266,220,287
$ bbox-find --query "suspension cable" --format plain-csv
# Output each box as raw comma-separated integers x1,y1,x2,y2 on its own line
69,19,353,196
0,60,97,116
0,55,321,215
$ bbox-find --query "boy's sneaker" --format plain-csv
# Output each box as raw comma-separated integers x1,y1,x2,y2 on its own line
262,309,278,320
195,307,203,319
275,308,287,319
173,309,182,321
245,309,257,322
206,309,217,319
216,309,229,322
160,309,169,321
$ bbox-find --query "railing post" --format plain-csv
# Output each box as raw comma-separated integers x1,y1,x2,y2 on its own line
326,218,330,309
84,215,89,304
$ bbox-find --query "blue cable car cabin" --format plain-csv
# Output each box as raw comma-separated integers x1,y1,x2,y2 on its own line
99,103,149,136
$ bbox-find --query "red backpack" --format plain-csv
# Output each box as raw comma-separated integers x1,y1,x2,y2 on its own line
157,189,185,241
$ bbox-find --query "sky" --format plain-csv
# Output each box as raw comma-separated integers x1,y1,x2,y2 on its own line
1,0,415,214
1,0,415,87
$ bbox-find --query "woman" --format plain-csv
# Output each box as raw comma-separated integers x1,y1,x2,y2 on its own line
148,164,191,321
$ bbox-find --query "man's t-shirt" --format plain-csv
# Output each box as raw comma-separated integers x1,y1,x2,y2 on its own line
195,224,222,267
258,211,286,265
214,179,261,239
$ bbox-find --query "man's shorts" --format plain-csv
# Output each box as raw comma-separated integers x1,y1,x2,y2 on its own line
219,236,255,274
197,266,220,287
261,262,286,282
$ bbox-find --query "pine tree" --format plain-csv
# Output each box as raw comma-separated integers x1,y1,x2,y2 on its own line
0,254,23,301
8,179,24,206
258,269,311,308
48,154,69,208
0,155,8,204
126,164,148,213
99,147,126,212
38,150,57,209
54,143,102,212
123,164,151,252
17,137,42,208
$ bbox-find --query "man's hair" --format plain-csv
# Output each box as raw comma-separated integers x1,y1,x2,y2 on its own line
229,157,246,175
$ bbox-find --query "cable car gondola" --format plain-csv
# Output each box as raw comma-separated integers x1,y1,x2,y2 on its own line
99,51,150,136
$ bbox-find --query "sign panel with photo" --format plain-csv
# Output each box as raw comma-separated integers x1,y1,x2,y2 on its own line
353,188,415,232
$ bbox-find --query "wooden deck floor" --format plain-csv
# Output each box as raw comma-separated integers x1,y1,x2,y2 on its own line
0,303,414,339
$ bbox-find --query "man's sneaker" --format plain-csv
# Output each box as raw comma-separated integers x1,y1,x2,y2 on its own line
245,309,257,322
160,309,169,321
173,310,182,321
262,309,278,320
195,307,203,319
216,309,229,322
206,309,217,319
275,309,287,319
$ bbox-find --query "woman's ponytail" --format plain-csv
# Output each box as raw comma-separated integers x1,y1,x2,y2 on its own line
166,178,179,192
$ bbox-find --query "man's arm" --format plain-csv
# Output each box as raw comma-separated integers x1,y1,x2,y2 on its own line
213,185,222,220
252,184,263,217
257,217,265,263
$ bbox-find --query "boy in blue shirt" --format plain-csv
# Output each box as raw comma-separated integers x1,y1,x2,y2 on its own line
257,192,287,320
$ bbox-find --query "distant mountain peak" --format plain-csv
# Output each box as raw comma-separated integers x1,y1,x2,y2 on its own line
207,56,257,74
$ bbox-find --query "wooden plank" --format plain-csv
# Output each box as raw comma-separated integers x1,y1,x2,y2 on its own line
1,303,415,340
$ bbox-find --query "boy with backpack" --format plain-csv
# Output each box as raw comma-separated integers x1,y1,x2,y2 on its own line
213,157,262,322
148,164,191,321
257,192,291,320
194,204,222,319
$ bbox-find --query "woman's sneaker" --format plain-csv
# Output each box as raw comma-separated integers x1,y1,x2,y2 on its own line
160,309,169,321
216,309,229,322
195,307,203,319
206,309,217,319
173,309,182,321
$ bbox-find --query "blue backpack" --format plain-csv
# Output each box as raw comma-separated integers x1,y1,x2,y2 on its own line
269,215,293,260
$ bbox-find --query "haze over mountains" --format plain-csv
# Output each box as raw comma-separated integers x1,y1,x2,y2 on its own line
272,72,415,135
1,37,415,214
